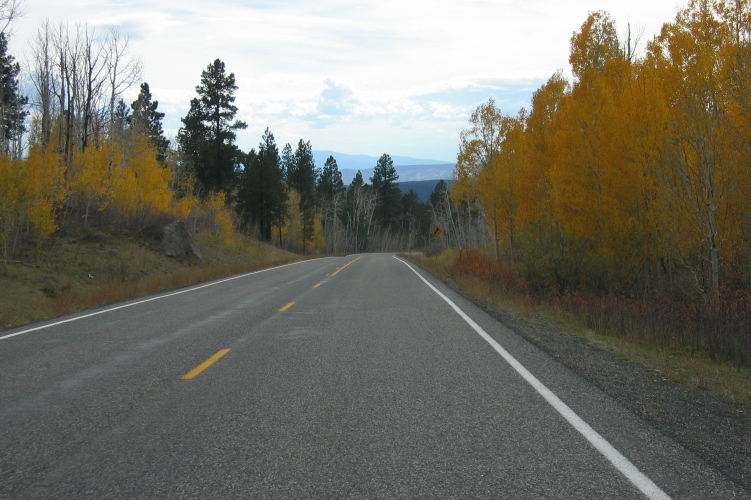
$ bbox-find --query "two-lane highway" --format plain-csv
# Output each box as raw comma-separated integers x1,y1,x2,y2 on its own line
0,254,746,498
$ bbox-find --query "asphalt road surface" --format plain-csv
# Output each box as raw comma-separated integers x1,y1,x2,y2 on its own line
0,254,746,498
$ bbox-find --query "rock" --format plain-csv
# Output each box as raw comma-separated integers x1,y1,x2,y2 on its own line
161,220,203,263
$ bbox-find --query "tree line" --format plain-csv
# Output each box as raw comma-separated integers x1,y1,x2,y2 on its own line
448,0,751,303
172,57,437,253
0,16,439,262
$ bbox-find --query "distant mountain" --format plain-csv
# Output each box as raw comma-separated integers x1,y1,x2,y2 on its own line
312,151,455,184
313,150,452,170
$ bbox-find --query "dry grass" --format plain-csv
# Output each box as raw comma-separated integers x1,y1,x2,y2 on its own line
407,253,751,407
572,324,751,405
0,230,302,329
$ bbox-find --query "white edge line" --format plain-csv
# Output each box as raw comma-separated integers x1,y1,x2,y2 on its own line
395,257,672,500
0,259,318,341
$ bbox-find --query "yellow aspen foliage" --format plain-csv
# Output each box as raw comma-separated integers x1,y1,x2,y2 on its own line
205,191,234,245
454,98,524,262
109,134,172,225
647,0,743,296
172,193,199,221
448,3,751,296
549,79,614,243
70,144,113,225
276,189,323,252
279,189,302,249
517,71,567,232
24,142,66,239
312,210,325,252
569,10,621,80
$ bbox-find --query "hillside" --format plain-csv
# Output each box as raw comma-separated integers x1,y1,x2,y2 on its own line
0,228,301,329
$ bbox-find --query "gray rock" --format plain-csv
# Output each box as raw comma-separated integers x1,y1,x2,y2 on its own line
161,220,203,263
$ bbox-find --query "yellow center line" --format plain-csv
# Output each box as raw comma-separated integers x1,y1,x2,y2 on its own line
182,349,230,380
313,283,322,288
279,302,295,311
330,256,362,277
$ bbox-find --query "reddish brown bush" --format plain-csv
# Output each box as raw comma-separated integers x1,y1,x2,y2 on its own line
451,248,530,297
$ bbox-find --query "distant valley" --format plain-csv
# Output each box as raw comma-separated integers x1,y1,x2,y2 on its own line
312,150,455,185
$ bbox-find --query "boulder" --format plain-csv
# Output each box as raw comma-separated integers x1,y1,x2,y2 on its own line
161,220,203,263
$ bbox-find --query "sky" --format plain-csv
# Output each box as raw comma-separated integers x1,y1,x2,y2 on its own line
10,0,682,163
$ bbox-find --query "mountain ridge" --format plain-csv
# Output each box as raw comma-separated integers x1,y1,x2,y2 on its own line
312,150,453,170
312,150,454,184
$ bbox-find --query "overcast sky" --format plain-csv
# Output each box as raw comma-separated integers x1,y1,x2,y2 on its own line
11,0,682,162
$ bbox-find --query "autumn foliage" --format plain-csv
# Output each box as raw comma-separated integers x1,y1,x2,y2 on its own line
450,1,751,364
0,129,236,264
452,248,530,297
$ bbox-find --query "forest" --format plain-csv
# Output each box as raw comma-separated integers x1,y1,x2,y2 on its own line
445,0,751,365
1,1,750,362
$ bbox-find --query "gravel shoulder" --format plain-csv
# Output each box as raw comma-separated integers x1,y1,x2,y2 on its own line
439,276,751,494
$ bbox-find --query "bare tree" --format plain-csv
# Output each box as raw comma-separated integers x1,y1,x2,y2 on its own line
29,20,54,147
0,0,25,35
79,25,106,151
28,21,142,160
104,28,142,141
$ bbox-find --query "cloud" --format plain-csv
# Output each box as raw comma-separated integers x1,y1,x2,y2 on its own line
316,78,355,117
15,0,683,161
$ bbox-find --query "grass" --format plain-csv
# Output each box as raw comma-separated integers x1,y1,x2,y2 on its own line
0,228,302,329
407,252,751,407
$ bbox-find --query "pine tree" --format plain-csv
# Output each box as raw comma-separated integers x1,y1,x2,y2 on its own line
317,155,344,201
370,153,401,231
177,59,247,196
280,143,294,180
287,139,318,252
236,129,288,242
130,82,169,164
0,32,27,158
317,155,345,253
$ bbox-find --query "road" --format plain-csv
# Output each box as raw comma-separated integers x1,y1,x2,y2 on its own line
0,254,745,498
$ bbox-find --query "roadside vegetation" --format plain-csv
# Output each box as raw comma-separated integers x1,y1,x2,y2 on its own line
411,1,751,407
408,251,751,407
0,227,301,329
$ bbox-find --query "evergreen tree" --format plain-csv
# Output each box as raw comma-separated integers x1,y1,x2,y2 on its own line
111,98,130,139
288,139,318,252
370,153,401,231
429,180,450,208
177,59,247,195
351,170,364,189
401,188,429,249
0,32,27,157
317,155,345,252
280,142,294,180
317,155,344,201
236,129,288,242
130,82,169,164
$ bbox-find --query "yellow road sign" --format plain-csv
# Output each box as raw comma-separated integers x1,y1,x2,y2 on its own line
432,226,443,236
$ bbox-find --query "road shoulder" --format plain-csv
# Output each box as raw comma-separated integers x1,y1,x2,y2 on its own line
411,260,751,494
